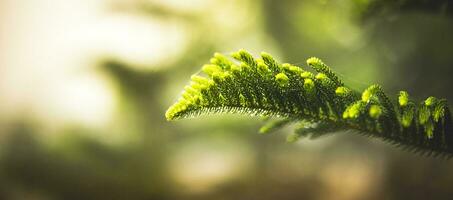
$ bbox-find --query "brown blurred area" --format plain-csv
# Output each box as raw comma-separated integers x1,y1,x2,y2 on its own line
1,0,453,200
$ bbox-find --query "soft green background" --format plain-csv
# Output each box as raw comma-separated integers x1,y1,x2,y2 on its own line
1,0,453,199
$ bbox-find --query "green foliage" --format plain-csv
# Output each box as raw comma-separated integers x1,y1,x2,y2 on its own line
166,50,453,157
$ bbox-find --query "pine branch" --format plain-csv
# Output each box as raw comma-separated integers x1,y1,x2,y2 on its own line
165,49,453,158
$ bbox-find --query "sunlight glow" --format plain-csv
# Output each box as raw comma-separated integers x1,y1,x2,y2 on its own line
0,0,188,129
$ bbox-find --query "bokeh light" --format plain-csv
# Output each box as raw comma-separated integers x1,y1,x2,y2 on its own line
1,0,453,199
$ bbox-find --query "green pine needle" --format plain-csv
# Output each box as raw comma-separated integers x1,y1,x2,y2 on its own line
166,49,453,158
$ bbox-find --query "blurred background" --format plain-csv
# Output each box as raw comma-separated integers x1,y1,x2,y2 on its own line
1,0,453,199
